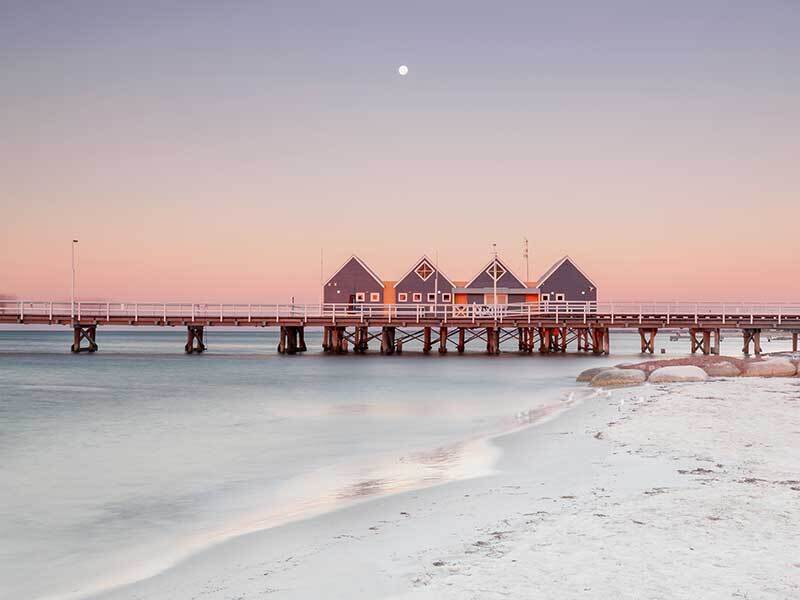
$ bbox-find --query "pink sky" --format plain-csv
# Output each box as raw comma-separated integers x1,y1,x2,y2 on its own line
2,2,798,303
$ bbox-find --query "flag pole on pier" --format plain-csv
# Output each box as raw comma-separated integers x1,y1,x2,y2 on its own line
523,237,529,283
71,239,78,323
492,242,498,311
434,250,439,316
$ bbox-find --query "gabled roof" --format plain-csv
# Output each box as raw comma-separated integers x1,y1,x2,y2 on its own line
324,255,384,288
393,255,456,289
464,256,527,289
537,255,598,289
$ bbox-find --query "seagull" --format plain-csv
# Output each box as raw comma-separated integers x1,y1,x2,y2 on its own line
618,397,625,412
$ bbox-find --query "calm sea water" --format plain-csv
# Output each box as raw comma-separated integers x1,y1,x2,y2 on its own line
0,328,793,600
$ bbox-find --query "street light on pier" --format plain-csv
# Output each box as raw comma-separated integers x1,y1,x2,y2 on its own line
492,242,498,311
71,239,78,323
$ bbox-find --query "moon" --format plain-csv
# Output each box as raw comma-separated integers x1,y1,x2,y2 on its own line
398,65,408,76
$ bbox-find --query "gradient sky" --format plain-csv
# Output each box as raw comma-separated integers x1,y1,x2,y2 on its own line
2,1,798,302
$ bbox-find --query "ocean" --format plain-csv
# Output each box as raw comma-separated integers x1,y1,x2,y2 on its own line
0,328,792,600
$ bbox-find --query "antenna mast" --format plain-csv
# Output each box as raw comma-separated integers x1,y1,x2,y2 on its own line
523,237,529,283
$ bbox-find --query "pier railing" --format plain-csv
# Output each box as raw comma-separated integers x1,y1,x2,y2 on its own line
3,300,800,325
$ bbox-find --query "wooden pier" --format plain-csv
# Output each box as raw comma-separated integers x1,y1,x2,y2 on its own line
2,301,799,356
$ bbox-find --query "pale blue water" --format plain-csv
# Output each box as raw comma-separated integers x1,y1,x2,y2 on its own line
0,328,793,600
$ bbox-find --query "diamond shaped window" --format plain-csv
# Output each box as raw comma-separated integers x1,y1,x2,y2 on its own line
415,261,434,281
486,261,506,282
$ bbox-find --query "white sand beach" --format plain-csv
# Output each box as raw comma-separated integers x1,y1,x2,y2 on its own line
97,376,800,600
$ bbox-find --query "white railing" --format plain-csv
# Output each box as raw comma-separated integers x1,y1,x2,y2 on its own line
2,300,800,323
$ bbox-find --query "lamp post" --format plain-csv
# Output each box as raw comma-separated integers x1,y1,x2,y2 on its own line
71,239,78,323
492,243,498,314
523,237,529,282
434,250,439,317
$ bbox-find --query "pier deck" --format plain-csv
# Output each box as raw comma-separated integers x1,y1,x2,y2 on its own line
2,301,799,356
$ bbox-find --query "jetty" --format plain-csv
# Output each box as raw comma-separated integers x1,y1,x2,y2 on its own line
2,301,799,356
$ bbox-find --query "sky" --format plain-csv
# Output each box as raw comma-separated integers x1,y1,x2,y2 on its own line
1,0,798,302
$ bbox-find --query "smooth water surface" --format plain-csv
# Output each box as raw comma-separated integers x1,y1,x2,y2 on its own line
0,328,793,600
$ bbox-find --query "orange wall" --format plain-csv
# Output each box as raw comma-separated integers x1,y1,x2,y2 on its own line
383,281,397,304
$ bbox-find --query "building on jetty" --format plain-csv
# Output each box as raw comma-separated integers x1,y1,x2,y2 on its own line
537,256,597,303
323,256,385,304
394,256,455,305
323,254,596,306
458,256,535,304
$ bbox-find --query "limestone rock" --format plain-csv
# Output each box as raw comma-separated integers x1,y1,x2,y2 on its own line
702,361,741,378
741,358,797,378
576,367,610,383
589,368,646,388
649,365,709,383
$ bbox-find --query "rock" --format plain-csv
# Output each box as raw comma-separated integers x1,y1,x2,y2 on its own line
576,367,610,382
589,368,646,388
703,361,741,377
741,358,798,378
649,365,709,383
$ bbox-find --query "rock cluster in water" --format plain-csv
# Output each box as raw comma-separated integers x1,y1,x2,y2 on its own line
580,356,799,388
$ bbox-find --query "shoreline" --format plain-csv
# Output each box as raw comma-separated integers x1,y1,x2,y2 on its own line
68,386,593,600
94,376,800,599
92,387,602,600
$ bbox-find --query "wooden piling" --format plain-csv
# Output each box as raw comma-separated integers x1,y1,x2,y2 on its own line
278,326,287,354
330,326,348,354
457,328,465,354
793,331,798,353
298,327,307,352
423,327,432,354
381,326,395,355
486,327,499,355
638,328,657,354
702,330,711,355
591,327,609,355
742,328,762,356
711,328,720,355
524,327,533,353
538,328,550,353
71,324,98,353
279,326,300,354
184,325,205,354
690,328,711,355
322,326,331,352
439,327,448,354
354,326,368,353
328,326,336,353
